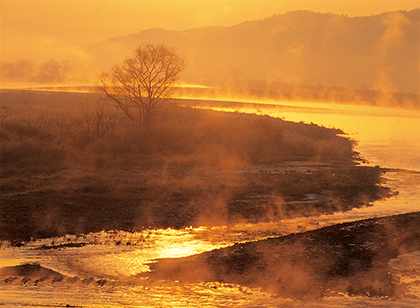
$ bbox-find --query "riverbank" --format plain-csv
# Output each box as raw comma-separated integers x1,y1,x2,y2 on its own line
1,211,419,300
0,161,392,242
148,211,420,299
0,89,416,304
1,89,392,242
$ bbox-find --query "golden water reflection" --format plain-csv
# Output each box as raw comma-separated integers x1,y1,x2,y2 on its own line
2,222,420,308
2,96,420,306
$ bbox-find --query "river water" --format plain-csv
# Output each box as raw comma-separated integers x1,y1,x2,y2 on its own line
1,98,420,307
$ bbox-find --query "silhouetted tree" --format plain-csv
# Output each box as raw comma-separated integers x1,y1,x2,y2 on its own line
98,44,186,137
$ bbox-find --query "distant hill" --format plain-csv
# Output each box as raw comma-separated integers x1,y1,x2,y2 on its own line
86,9,420,94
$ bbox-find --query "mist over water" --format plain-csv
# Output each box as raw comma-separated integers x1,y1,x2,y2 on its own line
1,3,419,305
1,97,420,307
207,99,420,171
280,104,420,172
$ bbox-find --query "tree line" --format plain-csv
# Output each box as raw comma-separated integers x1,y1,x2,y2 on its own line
0,59,70,84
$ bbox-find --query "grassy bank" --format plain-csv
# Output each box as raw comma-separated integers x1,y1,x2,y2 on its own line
0,89,391,241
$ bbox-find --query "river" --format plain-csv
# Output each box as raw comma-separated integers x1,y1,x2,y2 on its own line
1,97,420,307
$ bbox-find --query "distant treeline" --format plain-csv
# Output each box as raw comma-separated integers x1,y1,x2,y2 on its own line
0,59,70,84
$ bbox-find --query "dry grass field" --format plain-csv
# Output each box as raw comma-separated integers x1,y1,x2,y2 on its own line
0,89,392,242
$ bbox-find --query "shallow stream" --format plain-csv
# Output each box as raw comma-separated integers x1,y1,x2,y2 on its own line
1,98,420,307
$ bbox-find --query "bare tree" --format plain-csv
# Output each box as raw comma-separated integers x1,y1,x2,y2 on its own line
97,44,186,137
38,59,63,83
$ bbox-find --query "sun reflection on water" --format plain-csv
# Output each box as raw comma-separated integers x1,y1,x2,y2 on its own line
1,95,420,306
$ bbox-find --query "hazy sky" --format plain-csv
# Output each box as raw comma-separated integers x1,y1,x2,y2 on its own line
1,0,418,87
1,0,419,42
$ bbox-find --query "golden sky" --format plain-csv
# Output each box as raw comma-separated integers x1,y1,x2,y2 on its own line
1,0,418,88
1,0,419,42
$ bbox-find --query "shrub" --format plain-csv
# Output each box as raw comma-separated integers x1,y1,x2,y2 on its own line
0,138,67,173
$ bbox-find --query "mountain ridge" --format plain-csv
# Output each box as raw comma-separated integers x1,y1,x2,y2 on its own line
86,9,419,94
